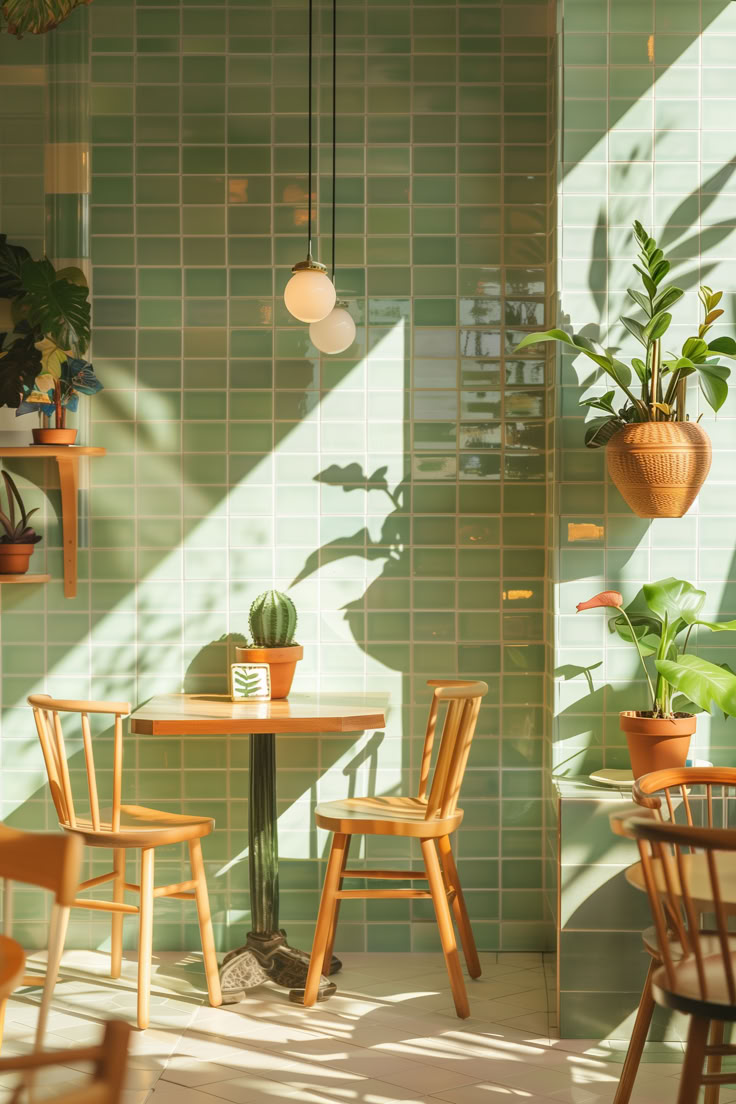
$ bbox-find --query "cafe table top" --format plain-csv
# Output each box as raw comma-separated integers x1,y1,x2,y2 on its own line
129,692,388,736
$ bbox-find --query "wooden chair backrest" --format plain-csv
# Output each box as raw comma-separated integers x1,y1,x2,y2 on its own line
418,680,487,820
0,1019,131,1104
28,695,131,835
633,767,736,829
0,824,82,907
628,815,736,1004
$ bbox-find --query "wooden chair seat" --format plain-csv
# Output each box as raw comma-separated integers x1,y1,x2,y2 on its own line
314,796,463,838
642,926,736,963
653,956,736,1022
627,852,736,915
66,804,215,849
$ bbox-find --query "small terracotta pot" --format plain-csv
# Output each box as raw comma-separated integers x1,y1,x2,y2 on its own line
0,543,35,574
607,421,711,518
32,428,77,446
620,711,696,779
235,644,303,699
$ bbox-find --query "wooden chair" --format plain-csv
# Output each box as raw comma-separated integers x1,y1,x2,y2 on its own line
303,679,488,1018
0,932,27,1051
28,694,222,1029
610,768,736,1104
0,1018,131,1104
625,812,736,1104
0,825,83,1050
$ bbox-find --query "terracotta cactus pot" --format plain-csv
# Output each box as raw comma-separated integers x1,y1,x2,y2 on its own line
32,428,77,446
620,710,696,779
235,645,303,699
0,543,35,574
606,421,711,518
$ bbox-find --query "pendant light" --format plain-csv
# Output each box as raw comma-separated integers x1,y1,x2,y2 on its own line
309,0,356,355
284,0,336,324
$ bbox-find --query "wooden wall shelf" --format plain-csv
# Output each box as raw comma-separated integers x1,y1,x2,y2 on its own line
0,446,106,599
0,574,51,584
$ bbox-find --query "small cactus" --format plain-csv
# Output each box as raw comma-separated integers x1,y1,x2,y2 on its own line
249,589,298,647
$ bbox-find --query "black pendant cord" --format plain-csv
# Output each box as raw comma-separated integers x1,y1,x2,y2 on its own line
307,0,313,259
331,0,336,283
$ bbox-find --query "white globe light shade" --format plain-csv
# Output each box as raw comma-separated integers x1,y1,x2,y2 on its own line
283,268,336,323
309,304,356,355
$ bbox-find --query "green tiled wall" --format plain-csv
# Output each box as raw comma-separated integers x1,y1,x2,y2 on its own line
0,0,556,953
553,0,736,1037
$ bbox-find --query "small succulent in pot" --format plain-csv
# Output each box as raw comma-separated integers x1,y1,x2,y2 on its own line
577,578,736,777
235,589,303,699
0,471,42,575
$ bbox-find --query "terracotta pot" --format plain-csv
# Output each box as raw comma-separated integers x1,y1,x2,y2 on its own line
0,543,35,574
32,428,77,446
620,711,696,779
235,644,303,699
606,421,711,518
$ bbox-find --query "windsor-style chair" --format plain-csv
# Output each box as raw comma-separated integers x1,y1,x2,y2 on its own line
303,679,488,1018
28,694,222,1029
610,767,736,1104
0,825,82,1051
626,812,736,1104
0,1018,131,1104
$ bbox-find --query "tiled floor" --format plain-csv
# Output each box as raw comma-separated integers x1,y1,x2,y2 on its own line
0,951,729,1103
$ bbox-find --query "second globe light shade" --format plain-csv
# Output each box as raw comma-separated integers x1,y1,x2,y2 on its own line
309,303,356,355
283,267,336,323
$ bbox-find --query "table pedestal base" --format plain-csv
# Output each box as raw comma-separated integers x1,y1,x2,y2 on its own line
219,929,340,1003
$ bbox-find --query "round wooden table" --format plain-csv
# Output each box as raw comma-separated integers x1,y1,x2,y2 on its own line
627,852,736,913
130,692,387,1003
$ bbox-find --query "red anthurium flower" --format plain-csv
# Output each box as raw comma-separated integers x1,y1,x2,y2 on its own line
576,590,623,612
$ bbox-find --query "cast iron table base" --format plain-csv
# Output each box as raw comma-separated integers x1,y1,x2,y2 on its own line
217,732,339,1003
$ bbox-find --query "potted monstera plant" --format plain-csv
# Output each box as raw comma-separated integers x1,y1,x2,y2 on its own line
517,221,736,518
577,578,736,777
0,471,42,574
0,234,102,444
236,589,302,699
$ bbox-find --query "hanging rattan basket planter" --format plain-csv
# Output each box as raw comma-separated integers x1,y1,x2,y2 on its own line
606,421,712,518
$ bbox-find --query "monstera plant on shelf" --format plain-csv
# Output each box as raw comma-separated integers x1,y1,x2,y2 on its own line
577,579,736,778
236,590,302,699
517,221,736,518
0,234,102,445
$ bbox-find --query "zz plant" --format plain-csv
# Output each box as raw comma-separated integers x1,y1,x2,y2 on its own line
517,221,736,448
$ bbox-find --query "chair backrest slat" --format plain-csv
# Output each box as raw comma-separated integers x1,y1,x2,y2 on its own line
421,680,487,821
28,695,131,836
707,784,714,828
707,848,736,1002
81,713,101,832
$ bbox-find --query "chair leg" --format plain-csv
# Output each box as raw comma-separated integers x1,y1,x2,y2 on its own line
189,838,222,1008
34,902,70,1051
613,957,657,1104
704,1021,725,1104
438,835,480,979
677,1016,710,1104
111,848,125,980
422,837,470,1019
3,879,12,937
323,835,351,969
303,833,349,1008
137,848,154,1030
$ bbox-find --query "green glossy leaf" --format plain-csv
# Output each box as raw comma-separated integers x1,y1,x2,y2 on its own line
515,328,575,352
709,336,736,359
643,577,706,624
627,288,652,316
645,311,672,341
633,265,657,299
0,235,29,299
653,285,684,313
655,653,736,717
583,416,622,448
682,336,709,363
19,258,90,353
621,315,648,347
691,618,736,633
651,259,671,285
631,357,647,382
696,361,730,412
